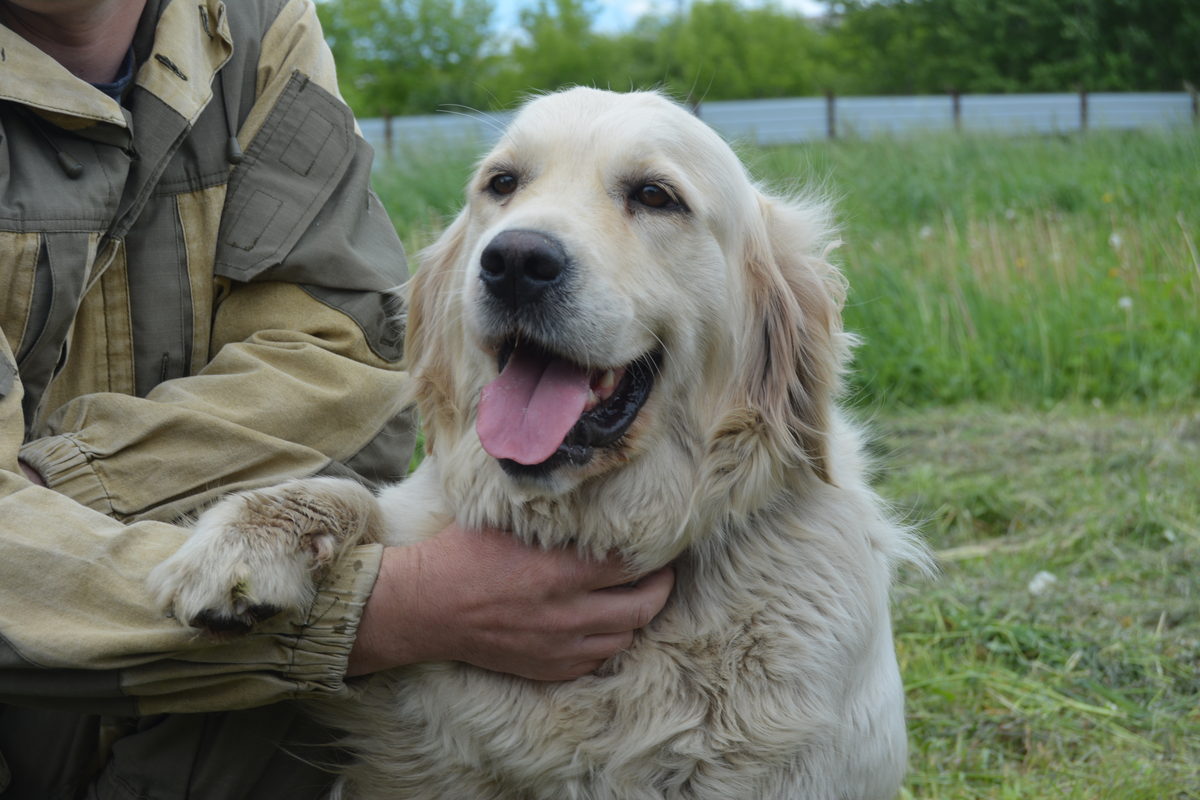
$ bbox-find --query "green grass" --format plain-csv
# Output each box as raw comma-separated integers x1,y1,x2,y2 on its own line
877,407,1200,798
747,130,1200,409
375,127,1200,410
371,127,1200,797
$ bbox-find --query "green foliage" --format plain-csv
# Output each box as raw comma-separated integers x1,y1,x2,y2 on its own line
316,0,496,115
630,1,830,102
484,0,629,104
319,0,1200,116
481,0,830,105
826,0,1200,94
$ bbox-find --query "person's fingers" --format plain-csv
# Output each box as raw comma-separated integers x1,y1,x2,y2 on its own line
580,565,675,635
579,631,636,661
525,633,634,682
466,529,633,595
550,548,638,592
523,659,603,682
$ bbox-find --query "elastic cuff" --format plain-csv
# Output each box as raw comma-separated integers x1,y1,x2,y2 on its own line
284,542,384,694
20,433,115,515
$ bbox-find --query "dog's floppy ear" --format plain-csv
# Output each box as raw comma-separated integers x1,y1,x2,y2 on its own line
404,210,471,455
732,193,847,485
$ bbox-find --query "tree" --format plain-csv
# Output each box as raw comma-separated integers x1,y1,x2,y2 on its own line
494,0,829,107
484,0,633,105
824,0,1200,94
316,0,496,117
318,0,1200,120
650,1,830,101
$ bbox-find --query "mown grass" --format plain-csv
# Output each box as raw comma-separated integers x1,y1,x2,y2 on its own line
372,127,1200,797
878,407,1200,798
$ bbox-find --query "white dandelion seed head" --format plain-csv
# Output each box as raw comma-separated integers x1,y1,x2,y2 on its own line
1027,571,1058,596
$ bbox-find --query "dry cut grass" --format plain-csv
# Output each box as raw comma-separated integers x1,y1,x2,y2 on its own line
873,406,1200,799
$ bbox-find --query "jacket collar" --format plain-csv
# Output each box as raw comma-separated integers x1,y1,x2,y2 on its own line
0,0,232,130
136,0,232,126
0,25,126,128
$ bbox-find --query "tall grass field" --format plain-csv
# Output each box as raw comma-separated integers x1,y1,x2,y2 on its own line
372,126,1200,798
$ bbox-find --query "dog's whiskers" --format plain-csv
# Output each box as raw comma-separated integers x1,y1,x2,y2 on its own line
629,318,671,379
436,105,510,138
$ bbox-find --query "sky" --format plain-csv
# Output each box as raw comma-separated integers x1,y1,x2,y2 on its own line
492,0,828,33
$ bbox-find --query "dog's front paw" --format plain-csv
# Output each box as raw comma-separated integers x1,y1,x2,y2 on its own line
149,480,373,634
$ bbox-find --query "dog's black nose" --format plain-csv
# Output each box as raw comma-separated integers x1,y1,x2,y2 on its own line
480,229,568,308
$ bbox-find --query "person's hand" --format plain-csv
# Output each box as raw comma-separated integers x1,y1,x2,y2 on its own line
18,459,46,487
348,524,674,680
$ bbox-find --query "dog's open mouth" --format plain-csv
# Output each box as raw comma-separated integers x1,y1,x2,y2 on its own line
476,341,660,475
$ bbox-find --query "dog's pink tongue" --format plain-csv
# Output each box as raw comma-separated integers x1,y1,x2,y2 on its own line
476,347,590,465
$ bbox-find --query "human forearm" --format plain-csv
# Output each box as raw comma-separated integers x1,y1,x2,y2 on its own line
3,359,377,714
0,472,383,714
21,283,410,522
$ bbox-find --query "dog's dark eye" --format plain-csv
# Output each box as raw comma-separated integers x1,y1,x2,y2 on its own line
633,183,681,211
489,173,519,196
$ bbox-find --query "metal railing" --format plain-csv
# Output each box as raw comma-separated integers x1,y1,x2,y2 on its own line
359,90,1198,160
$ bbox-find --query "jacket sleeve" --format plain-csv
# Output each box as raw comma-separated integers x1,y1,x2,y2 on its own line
0,333,385,715
1,0,403,714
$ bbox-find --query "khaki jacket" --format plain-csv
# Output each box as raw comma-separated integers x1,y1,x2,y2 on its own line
0,0,413,794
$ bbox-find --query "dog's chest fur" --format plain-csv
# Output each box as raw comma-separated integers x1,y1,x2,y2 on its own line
327,501,900,800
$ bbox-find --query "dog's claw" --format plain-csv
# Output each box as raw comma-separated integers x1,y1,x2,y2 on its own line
189,603,282,634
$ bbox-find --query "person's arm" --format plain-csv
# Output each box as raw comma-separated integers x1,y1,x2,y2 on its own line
19,279,412,523
3,340,675,717
0,335,382,715
1,0,674,717
2,0,398,713
20,0,412,523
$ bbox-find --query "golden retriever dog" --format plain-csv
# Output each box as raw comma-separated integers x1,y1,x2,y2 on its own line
151,87,924,799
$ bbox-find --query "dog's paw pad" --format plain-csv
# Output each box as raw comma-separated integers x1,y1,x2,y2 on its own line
189,603,283,634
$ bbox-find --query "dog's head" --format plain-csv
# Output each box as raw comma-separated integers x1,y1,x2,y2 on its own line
406,88,849,567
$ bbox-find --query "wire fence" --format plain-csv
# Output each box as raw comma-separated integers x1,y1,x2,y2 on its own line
359,90,1197,162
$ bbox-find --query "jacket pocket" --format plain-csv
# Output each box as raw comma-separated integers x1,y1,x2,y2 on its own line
214,71,356,282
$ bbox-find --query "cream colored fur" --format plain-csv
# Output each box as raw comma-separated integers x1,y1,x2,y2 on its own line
151,87,924,799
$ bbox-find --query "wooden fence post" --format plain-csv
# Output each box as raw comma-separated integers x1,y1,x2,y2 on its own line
1186,82,1199,126
951,89,962,132
383,113,394,163
1079,87,1089,133
825,90,837,140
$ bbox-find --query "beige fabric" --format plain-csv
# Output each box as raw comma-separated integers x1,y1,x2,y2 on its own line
0,235,38,355
0,26,125,127
178,186,225,370
0,0,408,718
136,0,233,126
240,0,355,147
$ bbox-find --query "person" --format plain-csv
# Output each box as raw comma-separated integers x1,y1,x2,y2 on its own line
0,1,674,797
